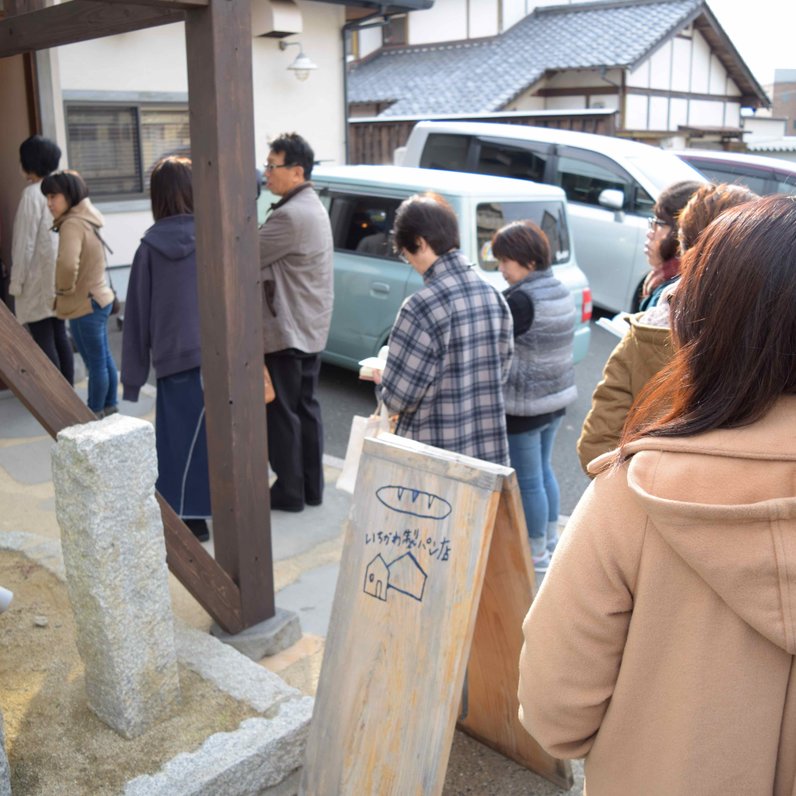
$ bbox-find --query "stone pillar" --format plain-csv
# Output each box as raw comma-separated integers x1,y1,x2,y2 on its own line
0,712,10,796
52,415,180,739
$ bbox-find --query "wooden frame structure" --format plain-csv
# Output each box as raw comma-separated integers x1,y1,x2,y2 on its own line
0,0,272,635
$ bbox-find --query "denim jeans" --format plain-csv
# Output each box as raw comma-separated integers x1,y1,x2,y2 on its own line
69,299,118,413
508,415,563,541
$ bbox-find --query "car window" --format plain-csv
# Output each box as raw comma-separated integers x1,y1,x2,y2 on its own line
555,149,645,213
328,194,403,259
476,201,571,270
474,139,549,183
419,134,472,171
774,171,796,195
685,161,770,195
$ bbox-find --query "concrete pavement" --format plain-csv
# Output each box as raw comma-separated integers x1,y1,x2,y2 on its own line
0,333,583,794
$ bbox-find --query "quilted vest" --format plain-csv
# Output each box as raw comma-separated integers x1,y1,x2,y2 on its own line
503,270,577,418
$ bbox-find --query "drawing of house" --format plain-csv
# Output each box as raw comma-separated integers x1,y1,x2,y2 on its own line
387,552,427,602
364,554,389,601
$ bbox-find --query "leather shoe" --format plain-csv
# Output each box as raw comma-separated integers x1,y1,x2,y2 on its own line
269,496,304,513
184,518,210,542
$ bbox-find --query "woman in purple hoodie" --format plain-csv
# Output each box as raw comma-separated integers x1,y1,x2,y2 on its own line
121,155,211,541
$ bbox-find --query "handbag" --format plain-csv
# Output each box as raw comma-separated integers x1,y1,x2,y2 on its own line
336,401,391,494
264,364,276,404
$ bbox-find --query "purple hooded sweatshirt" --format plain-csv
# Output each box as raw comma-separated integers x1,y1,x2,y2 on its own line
121,214,201,401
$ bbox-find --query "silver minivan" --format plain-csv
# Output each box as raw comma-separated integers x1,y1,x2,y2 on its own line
400,121,705,312
304,165,591,370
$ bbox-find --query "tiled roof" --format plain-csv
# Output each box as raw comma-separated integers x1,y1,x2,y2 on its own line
747,138,796,153
349,0,703,116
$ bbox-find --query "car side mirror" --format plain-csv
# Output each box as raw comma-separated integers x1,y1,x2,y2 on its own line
598,188,624,211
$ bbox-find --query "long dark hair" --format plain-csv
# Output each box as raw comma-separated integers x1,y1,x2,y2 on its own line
150,155,193,220
621,195,796,448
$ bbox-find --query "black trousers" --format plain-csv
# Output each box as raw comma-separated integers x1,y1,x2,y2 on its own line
28,317,74,386
265,350,324,508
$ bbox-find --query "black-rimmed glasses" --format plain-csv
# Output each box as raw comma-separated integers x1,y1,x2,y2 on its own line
264,163,297,172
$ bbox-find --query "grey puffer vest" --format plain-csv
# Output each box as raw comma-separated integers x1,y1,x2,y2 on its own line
503,270,577,417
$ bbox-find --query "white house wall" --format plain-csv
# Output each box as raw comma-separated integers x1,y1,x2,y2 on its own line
57,25,188,93
49,0,345,292
469,0,499,38
408,0,467,44
502,0,527,31
625,94,648,130
357,25,382,61
252,2,345,167
624,26,743,133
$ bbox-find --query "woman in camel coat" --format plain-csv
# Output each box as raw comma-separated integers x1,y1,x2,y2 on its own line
519,195,796,795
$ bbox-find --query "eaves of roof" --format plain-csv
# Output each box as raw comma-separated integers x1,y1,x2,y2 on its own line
322,0,434,11
348,0,770,116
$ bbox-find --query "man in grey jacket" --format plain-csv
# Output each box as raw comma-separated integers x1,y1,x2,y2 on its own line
260,133,333,512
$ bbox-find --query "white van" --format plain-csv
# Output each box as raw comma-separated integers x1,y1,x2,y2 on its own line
300,165,591,370
401,121,705,312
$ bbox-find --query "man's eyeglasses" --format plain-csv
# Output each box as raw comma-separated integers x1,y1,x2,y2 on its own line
647,216,669,230
264,163,297,172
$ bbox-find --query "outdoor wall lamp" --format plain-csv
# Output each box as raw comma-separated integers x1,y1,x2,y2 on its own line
279,40,318,81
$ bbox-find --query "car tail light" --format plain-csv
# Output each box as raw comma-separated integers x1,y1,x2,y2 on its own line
581,287,593,323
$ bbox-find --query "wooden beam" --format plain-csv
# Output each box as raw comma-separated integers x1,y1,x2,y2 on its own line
3,0,46,18
0,300,243,633
0,0,184,59
185,0,276,629
93,0,208,9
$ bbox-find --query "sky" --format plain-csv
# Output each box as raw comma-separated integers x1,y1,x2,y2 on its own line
707,0,796,87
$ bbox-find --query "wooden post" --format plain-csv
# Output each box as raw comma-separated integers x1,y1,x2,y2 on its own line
185,0,275,627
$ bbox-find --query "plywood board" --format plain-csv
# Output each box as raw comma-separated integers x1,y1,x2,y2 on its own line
458,474,573,789
301,434,512,796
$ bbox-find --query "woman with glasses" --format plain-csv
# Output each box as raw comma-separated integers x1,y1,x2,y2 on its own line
636,180,701,312
577,183,756,473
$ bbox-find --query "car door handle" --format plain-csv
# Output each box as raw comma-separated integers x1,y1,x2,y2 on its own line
371,282,390,296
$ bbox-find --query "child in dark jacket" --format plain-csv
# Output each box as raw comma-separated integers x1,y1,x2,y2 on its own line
121,155,211,541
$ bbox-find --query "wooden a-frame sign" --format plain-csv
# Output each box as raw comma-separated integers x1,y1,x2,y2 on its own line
300,434,573,794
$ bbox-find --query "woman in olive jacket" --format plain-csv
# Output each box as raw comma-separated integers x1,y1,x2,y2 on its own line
577,183,757,474
519,195,796,796
41,170,117,416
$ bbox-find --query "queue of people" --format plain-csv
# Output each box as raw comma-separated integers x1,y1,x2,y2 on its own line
7,129,795,792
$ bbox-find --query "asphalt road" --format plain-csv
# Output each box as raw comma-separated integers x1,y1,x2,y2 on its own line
110,313,616,516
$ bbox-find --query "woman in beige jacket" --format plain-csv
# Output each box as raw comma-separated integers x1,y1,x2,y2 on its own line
519,195,796,795
41,170,117,416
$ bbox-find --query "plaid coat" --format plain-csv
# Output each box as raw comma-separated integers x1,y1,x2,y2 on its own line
380,250,513,465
